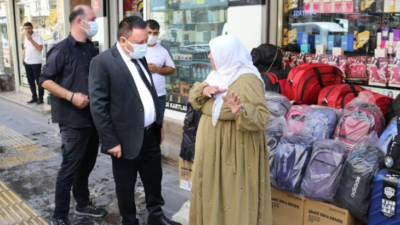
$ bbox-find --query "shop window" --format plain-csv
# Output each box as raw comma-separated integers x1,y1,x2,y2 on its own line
18,0,58,86
148,0,228,112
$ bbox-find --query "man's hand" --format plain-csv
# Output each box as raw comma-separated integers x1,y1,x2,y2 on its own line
222,91,243,116
160,127,164,145
202,85,227,98
71,93,89,109
26,33,33,42
107,145,122,158
148,63,158,74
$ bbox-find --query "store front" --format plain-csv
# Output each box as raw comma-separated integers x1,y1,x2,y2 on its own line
275,0,400,97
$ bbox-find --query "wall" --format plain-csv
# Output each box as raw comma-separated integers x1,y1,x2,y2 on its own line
227,5,266,51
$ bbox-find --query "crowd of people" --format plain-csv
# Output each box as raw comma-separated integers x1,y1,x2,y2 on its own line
35,4,272,225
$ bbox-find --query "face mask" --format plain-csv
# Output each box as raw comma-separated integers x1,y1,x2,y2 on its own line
81,19,98,38
147,35,158,45
124,37,147,59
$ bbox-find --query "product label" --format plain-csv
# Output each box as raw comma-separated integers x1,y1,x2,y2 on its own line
381,171,400,218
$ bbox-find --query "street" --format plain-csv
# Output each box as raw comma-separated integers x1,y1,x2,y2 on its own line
0,97,190,225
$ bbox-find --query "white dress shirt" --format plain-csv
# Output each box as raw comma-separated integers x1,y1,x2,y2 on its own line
24,32,43,65
117,43,156,127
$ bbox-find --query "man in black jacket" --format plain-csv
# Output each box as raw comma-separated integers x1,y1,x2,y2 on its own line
89,16,181,225
40,5,107,225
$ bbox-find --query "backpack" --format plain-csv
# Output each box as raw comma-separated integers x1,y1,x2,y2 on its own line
318,84,364,109
265,91,291,120
284,63,343,104
386,93,400,122
301,140,348,202
380,117,400,170
364,90,394,116
304,107,339,140
285,105,310,134
251,43,283,72
333,134,384,223
274,133,315,194
180,103,202,162
262,69,291,95
266,117,286,187
333,92,385,152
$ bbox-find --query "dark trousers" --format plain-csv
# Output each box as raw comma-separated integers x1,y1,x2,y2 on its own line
112,125,164,225
158,95,166,125
54,125,99,219
24,63,44,101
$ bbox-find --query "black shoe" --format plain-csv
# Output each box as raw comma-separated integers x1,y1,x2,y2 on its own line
27,99,37,104
50,217,70,225
75,200,108,217
36,99,44,105
148,215,182,225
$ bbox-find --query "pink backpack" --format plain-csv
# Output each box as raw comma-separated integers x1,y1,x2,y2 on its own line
333,104,384,152
285,105,309,134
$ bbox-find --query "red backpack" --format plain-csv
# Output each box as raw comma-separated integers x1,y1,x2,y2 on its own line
284,63,343,104
262,69,290,95
318,84,364,109
364,90,393,116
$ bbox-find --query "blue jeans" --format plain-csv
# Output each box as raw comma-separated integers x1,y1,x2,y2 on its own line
158,95,166,125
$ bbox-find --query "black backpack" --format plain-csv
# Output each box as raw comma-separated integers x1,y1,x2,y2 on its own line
251,44,283,72
180,103,202,162
333,135,384,223
383,94,400,170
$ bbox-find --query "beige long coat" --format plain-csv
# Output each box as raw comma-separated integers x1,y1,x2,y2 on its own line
188,73,273,225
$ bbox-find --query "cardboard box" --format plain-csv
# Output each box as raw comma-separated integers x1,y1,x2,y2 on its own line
303,199,355,225
272,188,305,225
179,158,193,191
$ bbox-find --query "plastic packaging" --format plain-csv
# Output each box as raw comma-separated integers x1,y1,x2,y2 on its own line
285,105,310,134
304,105,341,140
265,91,291,120
333,91,385,152
265,116,287,187
273,132,316,194
333,133,385,223
300,139,348,202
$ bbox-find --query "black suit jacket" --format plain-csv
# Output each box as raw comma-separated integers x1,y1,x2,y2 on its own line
89,45,161,160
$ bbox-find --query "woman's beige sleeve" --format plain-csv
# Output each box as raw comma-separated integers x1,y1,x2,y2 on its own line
236,76,270,132
188,81,209,111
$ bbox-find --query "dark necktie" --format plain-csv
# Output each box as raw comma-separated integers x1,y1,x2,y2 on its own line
131,59,160,124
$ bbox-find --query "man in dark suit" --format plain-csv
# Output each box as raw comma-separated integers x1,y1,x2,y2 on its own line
88,16,181,225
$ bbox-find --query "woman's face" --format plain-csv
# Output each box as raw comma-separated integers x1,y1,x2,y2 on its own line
208,53,216,71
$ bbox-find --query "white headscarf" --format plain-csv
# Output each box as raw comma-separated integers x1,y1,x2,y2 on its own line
205,35,264,126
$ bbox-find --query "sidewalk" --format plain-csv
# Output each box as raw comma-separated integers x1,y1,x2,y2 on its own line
0,91,51,115
0,97,191,225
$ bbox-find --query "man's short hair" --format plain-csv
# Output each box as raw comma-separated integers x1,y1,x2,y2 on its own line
69,6,85,24
23,22,33,28
146,19,160,31
117,16,147,39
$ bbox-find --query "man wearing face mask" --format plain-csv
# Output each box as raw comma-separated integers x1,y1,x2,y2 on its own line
89,16,181,225
39,5,107,225
145,20,175,131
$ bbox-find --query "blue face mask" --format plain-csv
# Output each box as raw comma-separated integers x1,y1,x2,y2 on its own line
81,19,98,38
124,37,147,59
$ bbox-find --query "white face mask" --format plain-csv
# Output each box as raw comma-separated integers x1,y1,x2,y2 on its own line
147,35,158,45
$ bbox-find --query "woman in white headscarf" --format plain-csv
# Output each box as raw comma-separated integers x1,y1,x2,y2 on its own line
188,35,272,225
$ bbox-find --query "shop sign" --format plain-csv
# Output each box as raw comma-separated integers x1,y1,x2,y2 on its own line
91,0,105,17
228,0,265,6
293,9,317,17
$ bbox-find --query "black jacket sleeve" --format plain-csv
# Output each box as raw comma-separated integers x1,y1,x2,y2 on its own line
89,55,120,151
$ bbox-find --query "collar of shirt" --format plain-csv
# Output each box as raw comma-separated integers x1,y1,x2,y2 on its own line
68,33,93,46
117,43,132,63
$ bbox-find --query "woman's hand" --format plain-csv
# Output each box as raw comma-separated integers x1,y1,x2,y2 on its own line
222,91,244,116
202,85,227,98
